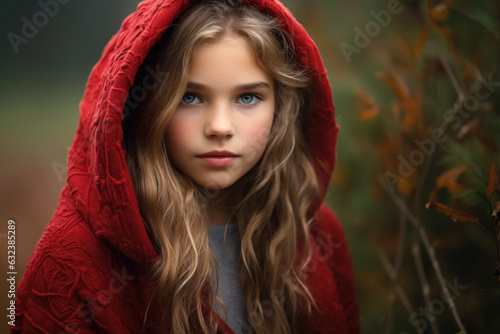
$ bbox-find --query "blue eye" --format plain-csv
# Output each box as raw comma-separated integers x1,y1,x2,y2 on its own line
181,93,200,105
237,94,260,105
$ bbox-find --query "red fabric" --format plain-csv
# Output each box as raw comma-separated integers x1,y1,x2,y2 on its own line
12,0,359,333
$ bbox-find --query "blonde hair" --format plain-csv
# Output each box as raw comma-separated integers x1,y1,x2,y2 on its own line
124,1,319,333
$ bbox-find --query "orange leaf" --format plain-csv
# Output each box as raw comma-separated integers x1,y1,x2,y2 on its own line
437,165,468,183
429,4,449,24
434,165,470,195
487,162,499,198
397,170,419,198
414,27,430,60
392,34,415,63
356,89,379,122
376,71,422,133
360,108,379,122
443,182,469,194
426,201,479,223
376,71,409,104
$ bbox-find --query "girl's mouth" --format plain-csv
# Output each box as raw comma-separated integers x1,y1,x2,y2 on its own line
197,156,237,167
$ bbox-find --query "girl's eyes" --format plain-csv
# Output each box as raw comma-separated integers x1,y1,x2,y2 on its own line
181,93,200,105
179,93,262,107
237,94,261,106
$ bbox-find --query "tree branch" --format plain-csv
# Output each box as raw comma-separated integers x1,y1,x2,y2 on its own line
379,175,469,334
413,241,440,334
377,248,422,333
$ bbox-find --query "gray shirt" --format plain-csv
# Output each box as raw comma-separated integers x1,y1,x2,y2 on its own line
208,223,254,334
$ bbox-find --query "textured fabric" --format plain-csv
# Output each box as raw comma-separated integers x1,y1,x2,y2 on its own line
12,0,360,333
208,223,249,333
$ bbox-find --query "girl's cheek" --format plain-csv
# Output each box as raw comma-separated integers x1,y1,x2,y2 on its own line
167,116,197,138
244,122,272,156
254,124,272,147
165,120,191,153
255,110,274,142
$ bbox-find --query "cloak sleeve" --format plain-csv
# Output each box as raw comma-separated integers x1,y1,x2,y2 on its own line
314,203,360,334
12,253,96,334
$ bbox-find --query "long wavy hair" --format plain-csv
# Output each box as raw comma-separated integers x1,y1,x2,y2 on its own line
123,1,320,333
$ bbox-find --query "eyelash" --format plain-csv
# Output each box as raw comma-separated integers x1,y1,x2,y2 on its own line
180,93,200,107
238,93,263,106
179,92,263,108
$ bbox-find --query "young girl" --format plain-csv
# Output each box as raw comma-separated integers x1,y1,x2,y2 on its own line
13,0,359,333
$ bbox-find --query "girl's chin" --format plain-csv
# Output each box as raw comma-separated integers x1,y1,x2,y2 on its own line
194,179,237,193
191,171,241,191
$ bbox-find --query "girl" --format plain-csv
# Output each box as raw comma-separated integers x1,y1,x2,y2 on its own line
13,0,359,333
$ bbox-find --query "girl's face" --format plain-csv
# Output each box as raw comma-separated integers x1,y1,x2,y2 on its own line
164,35,275,190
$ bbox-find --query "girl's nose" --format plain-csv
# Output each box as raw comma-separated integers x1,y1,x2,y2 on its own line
204,103,235,139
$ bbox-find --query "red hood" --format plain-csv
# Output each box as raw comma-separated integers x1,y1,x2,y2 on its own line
68,0,338,265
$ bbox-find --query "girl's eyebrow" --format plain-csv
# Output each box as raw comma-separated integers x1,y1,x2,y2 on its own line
186,81,272,91
234,82,272,91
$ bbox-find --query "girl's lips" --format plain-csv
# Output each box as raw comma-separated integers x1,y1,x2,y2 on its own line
198,156,237,167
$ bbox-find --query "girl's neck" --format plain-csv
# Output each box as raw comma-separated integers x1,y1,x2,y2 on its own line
206,188,236,226
207,204,232,225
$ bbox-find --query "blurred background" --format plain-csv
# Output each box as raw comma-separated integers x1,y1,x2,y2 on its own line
1,0,499,333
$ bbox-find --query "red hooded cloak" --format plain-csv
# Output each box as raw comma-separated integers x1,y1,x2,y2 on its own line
12,0,359,333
